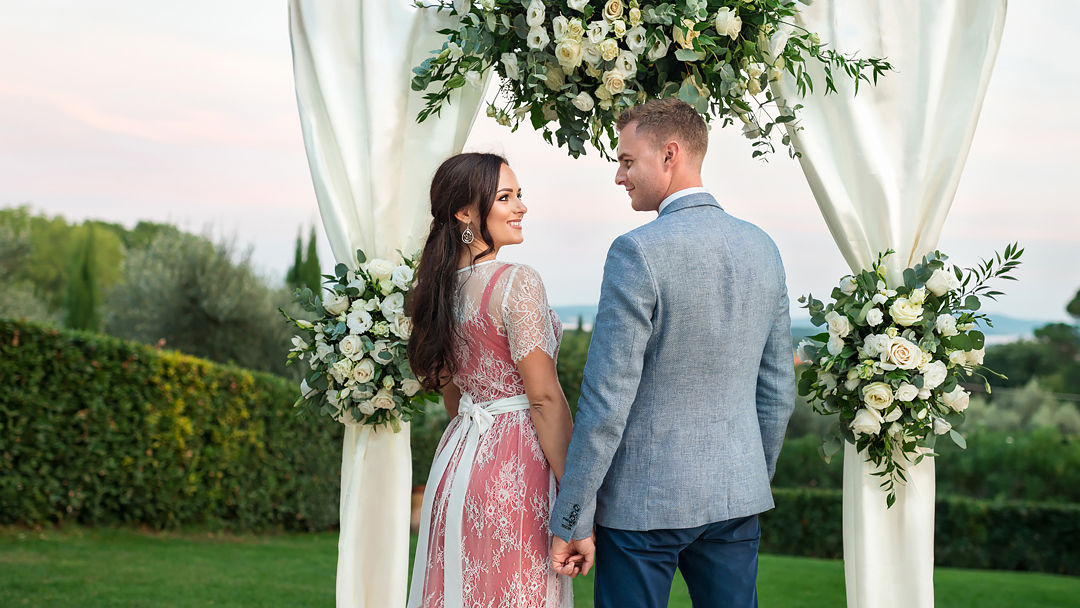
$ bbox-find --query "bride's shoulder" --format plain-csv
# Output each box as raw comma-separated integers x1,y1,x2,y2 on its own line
499,263,548,299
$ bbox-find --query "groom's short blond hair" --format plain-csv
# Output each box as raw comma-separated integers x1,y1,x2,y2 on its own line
616,98,708,160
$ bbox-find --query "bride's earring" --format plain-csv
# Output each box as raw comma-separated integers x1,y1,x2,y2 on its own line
461,226,475,245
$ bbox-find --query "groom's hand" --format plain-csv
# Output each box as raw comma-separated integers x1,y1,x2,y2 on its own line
550,536,584,578
573,534,596,577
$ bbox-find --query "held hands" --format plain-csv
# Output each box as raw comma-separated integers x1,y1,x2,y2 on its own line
550,534,596,578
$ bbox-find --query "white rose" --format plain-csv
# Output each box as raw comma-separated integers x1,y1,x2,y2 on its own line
390,314,413,340
673,19,699,49
527,26,550,50
555,39,584,71
825,310,853,338
602,69,626,95
714,7,743,39
568,0,589,11
918,388,932,401
926,267,961,296
323,293,350,316
616,50,637,77
582,41,602,66
587,20,609,44
465,70,483,88
352,358,375,384
646,34,670,61
526,0,546,27
837,276,857,296
567,19,586,41
346,309,373,335
330,358,354,385
920,360,948,390
339,334,363,360
358,400,376,416
370,340,392,364
611,19,627,38
380,292,405,321
889,297,923,327
625,26,647,55
942,386,970,413
866,308,884,327
501,53,520,80
571,91,595,112
933,418,953,435
628,7,642,27
887,337,922,370
366,258,394,282
935,314,959,337
862,382,894,411
599,38,619,61
552,15,570,41
602,0,624,22
372,388,396,410
895,383,919,402
826,333,844,356
851,408,884,437
313,341,333,363
909,287,926,306
401,378,422,397
390,265,414,292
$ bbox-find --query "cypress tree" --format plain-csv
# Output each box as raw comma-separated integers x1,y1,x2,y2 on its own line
64,225,100,331
285,229,303,290
302,225,322,295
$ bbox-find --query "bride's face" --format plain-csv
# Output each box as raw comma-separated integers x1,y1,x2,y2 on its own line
615,122,668,212
483,164,526,249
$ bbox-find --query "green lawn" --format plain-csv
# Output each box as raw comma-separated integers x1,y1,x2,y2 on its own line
1,527,1076,607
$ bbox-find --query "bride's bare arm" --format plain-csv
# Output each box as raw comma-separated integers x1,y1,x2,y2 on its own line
517,351,573,483
441,378,462,418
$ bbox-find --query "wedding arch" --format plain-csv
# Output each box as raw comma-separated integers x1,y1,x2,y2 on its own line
286,1,1007,607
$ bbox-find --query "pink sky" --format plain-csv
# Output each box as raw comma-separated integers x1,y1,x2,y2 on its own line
1,1,1077,321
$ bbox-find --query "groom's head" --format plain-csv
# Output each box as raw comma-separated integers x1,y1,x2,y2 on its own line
615,98,708,212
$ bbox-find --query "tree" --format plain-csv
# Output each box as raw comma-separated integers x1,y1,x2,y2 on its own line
64,225,100,331
1068,288,1080,321
302,225,322,295
285,229,304,290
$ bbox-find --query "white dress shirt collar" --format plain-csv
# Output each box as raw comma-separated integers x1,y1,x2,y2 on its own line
657,187,709,214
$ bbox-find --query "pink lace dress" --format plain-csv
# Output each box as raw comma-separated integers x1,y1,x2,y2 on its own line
408,260,572,608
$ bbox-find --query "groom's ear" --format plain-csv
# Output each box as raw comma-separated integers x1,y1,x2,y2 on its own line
662,141,680,168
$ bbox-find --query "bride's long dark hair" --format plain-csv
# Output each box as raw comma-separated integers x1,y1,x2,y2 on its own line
407,152,506,391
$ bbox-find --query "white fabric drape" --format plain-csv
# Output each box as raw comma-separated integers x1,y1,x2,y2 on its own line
774,2,1007,607
288,2,487,606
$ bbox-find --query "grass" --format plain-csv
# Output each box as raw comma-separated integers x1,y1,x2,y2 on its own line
1,527,1077,607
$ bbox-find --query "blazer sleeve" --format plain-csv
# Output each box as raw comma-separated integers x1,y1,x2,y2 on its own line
756,265,796,481
549,233,656,541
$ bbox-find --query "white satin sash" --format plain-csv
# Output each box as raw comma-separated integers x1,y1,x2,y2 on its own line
407,393,533,608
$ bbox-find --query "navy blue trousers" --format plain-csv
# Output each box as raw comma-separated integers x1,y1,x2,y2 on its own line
593,515,760,608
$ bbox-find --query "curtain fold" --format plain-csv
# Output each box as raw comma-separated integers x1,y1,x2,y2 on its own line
288,2,487,606
773,2,1007,606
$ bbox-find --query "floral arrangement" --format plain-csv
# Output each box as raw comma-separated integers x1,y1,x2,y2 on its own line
411,0,892,159
280,249,438,431
796,244,1023,505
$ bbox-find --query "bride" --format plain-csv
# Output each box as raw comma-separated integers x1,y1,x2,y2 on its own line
406,152,576,607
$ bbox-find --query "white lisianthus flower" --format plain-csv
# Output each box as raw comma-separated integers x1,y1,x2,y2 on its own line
909,287,926,306
465,70,483,88
323,293,350,316
851,407,884,437
871,293,888,306
599,38,619,61
616,50,637,77
379,292,405,321
965,348,985,366
895,383,919,402
866,308,884,327
818,372,837,394
501,53,520,80
372,388,396,410
673,19,700,49
862,382,894,411
370,339,392,363
346,309,373,335
290,335,308,352
826,333,844,356
330,358,354,385
339,334,363,360
553,15,570,41
401,378,422,397
582,41,602,66
844,368,862,392
602,69,627,94
351,358,375,384
763,24,794,64
935,314,959,337
358,400,376,416
568,0,589,12
884,407,903,423
445,42,464,61
933,418,952,435
526,0,545,27
942,386,970,412
299,378,318,398
628,7,642,27
390,314,413,340
587,20,609,44
571,91,595,112
825,310,853,338
926,267,962,296
646,34,671,61
889,297,923,326
366,259,394,282
887,337,922,370
625,26,647,55
714,7,743,40
555,38,584,71
313,341,334,363
602,0,624,22
296,319,313,330
949,350,968,366
527,26,550,50
390,265,414,291
920,360,948,390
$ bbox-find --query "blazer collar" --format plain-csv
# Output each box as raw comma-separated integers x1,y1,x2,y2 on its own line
657,192,723,217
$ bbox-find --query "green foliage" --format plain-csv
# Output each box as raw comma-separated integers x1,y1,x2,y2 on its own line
302,225,322,295
0,318,340,531
763,488,1080,575
556,326,592,418
1068,288,1080,320
965,380,1080,436
410,401,450,485
63,224,101,331
103,230,302,379
0,218,58,326
285,230,303,290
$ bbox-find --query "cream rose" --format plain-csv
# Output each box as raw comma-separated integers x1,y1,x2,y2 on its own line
942,386,970,412
572,91,595,112
825,310,852,338
323,292,350,316
851,408,884,437
887,337,922,370
599,38,619,61
602,69,626,95
339,334,362,360
567,19,586,41
366,258,394,282
372,388,396,410
920,360,947,390
602,0,624,22
555,39,584,71
390,314,413,340
895,383,919,402
889,297,923,326
926,267,961,296
352,358,376,384
862,382,894,411
401,378,422,397
628,7,642,27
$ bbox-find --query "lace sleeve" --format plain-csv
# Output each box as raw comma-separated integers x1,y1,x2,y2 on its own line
500,265,558,364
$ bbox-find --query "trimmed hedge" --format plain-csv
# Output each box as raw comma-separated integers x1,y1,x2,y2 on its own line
0,318,340,531
764,488,1080,575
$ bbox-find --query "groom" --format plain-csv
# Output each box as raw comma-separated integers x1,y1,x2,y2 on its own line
550,98,796,607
